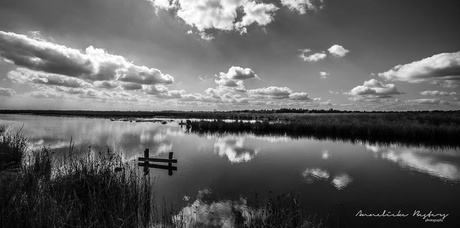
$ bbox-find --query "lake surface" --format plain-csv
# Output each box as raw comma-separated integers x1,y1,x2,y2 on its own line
1,114,459,227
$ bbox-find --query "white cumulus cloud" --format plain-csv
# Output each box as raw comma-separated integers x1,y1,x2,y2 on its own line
327,44,349,57
281,0,325,14
298,49,326,62
320,71,329,79
378,51,460,87
0,31,174,85
348,79,402,97
150,0,278,38
214,66,258,90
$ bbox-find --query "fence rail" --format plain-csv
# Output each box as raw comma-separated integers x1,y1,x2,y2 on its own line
138,149,177,175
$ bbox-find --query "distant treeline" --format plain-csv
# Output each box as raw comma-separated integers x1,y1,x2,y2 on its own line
0,109,459,120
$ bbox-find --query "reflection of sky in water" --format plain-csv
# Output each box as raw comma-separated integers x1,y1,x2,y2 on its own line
0,115,182,158
214,136,259,163
331,173,353,190
302,168,353,190
302,168,330,182
365,144,460,182
175,189,253,228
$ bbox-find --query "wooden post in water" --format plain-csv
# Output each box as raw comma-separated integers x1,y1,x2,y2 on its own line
144,149,149,175
168,152,173,176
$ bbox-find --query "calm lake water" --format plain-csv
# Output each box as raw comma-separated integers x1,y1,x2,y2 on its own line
1,114,459,227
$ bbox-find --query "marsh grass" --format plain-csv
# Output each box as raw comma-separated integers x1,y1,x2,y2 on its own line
189,113,460,148
0,124,27,171
0,125,155,228
247,193,327,228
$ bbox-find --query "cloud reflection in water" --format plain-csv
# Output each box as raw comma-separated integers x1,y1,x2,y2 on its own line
365,144,460,182
302,168,330,183
214,136,259,163
331,174,353,190
302,168,353,190
174,189,252,228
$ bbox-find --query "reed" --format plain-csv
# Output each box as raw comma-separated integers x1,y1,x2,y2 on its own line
0,126,155,228
0,124,27,171
189,113,460,148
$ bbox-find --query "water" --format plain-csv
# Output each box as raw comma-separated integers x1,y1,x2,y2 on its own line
1,114,459,227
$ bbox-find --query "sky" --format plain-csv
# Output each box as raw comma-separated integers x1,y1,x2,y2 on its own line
0,0,459,111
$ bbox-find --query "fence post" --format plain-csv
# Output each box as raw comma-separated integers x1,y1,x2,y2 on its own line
168,152,173,176
144,149,149,175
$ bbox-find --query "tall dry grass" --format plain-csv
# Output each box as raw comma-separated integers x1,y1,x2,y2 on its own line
0,125,155,228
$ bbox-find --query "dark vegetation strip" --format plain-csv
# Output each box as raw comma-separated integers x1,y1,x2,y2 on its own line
0,126,328,227
0,109,459,120
188,112,460,148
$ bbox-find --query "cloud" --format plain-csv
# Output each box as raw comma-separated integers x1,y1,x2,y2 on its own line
419,90,456,96
236,1,279,30
219,66,258,80
215,78,244,88
143,84,169,94
289,92,312,101
347,79,403,101
93,81,119,89
405,98,450,105
215,66,258,90
117,65,174,85
121,83,143,91
328,90,339,95
320,71,329,79
247,86,318,103
35,86,141,102
151,0,278,37
8,68,92,88
378,51,460,87
299,45,348,62
249,86,292,99
0,31,174,85
327,44,349,57
142,84,185,99
29,90,64,99
298,49,326,62
281,0,325,14
0,87,15,96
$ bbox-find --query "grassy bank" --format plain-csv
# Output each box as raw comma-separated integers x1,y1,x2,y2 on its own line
189,113,460,148
0,126,327,228
0,126,156,227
